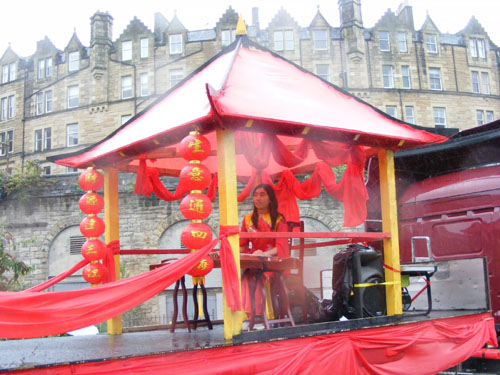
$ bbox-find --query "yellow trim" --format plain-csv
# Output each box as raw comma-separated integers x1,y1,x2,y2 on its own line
236,15,247,35
354,281,400,288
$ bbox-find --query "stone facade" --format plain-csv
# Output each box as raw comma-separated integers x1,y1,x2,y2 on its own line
0,1,499,326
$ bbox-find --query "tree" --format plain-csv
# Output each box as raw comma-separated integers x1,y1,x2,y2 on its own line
0,160,49,200
0,228,32,291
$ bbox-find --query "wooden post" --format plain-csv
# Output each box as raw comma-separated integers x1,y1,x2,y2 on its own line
216,127,245,339
104,167,122,334
378,149,403,315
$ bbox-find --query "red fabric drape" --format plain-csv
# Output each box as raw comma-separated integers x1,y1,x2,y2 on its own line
10,313,496,375
0,234,243,339
24,259,89,293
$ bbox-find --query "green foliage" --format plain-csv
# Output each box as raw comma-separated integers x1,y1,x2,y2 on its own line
332,164,347,183
0,228,32,291
0,160,49,200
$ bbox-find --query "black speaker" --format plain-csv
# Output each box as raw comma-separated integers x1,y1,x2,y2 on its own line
349,247,386,319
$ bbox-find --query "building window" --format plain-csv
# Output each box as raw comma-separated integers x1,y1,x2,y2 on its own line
169,34,183,55
45,90,53,113
486,111,494,123
315,64,330,82
8,63,15,81
67,85,79,108
379,31,390,51
425,34,438,53
221,29,236,47
2,66,8,83
398,32,407,52
140,73,148,97
0,98,6,120
433,107,447,128
429,68,442,90
471,71,480,93
67,123,78,147
36,92,44,115
481,72,490,94
38,58,52,79
170,68,183,88
382,65,394,88
313,30,328,51
401,66,411,89
274,30,294,51
38,60,45,80
405,106,415,124
469,38,486,59
43,166,51,175
122,41,132,61
34,129,42,152
140,38,149,58
2,63,15,83
8,95,14,119
476,110,485,125
68,51,79,72
44,127,51,150
0,130,13,156
121,76,133,99
385,106,398,118
121,114,132,125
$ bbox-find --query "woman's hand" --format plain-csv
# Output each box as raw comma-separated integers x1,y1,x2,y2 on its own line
253,249,274,257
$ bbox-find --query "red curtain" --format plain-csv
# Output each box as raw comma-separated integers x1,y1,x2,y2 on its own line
0,234,241,339
10,313,496,375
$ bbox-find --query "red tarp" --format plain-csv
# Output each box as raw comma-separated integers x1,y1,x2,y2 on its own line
9,313,497,375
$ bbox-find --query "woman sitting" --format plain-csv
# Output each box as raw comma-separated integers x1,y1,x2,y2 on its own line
239,184,289,326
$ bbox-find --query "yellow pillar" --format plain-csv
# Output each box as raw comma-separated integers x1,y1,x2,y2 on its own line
216,127,245,339
104,167,122,334
378,149,403,315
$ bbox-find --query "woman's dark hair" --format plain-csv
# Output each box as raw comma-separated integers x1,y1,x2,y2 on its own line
251,184,283,230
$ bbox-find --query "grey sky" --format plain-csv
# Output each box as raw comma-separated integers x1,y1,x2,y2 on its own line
1,0,499,57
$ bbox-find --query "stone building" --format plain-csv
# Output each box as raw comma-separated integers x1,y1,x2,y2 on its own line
0,1,499,327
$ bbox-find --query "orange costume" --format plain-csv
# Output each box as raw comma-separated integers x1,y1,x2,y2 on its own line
239,212,289,316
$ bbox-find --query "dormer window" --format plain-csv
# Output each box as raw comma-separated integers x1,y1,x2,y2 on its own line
68,51,79,72
469,38,486,59
274,30,294,51
221,29,236,47
122,41,132,61
379,31,390,51
313,30,328,51
425,34,437,54
169,34,183,55
38,58,52,80
2,63,16,83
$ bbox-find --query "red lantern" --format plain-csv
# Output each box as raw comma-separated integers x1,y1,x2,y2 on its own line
81,238,106,262
79,192,104,215
180,193,212,221
179,163,211,191
82,262,107,284
80,216,105,238
187,255,214,277
181,222,213,249
79,168,104,192
179,132,211,162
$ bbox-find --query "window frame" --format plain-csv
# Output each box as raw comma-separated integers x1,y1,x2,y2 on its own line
121,76,133,99
385,105,398,118
44,127,51,150
140,38,149,59
169,34,183,55
45,90,53,113
0,97,7,121
379,31,390,52
481,72,490,94
486,111,494,123
8,95,14,119
382,65,394,88
169,68,184,88
315,64,330,82
36,92,44,115
122,40,132,61
405,106,415,124
0,130,13,156
38,59,45,80
221,29,235,47
313,29,328,51
476,109,485,125
34,129,43,152
398,32,407,53
66,123,79,147
8,62,15,81
67,85,79,108
433,107,447,128
68,51,79,72
425,34,438,54
140,73,148,97
401,65,411,89
429,67,442,90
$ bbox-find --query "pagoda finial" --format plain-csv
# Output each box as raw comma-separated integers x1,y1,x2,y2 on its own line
236,14,247,35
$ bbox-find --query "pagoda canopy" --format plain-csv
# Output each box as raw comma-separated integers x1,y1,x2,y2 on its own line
51,37,444,175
